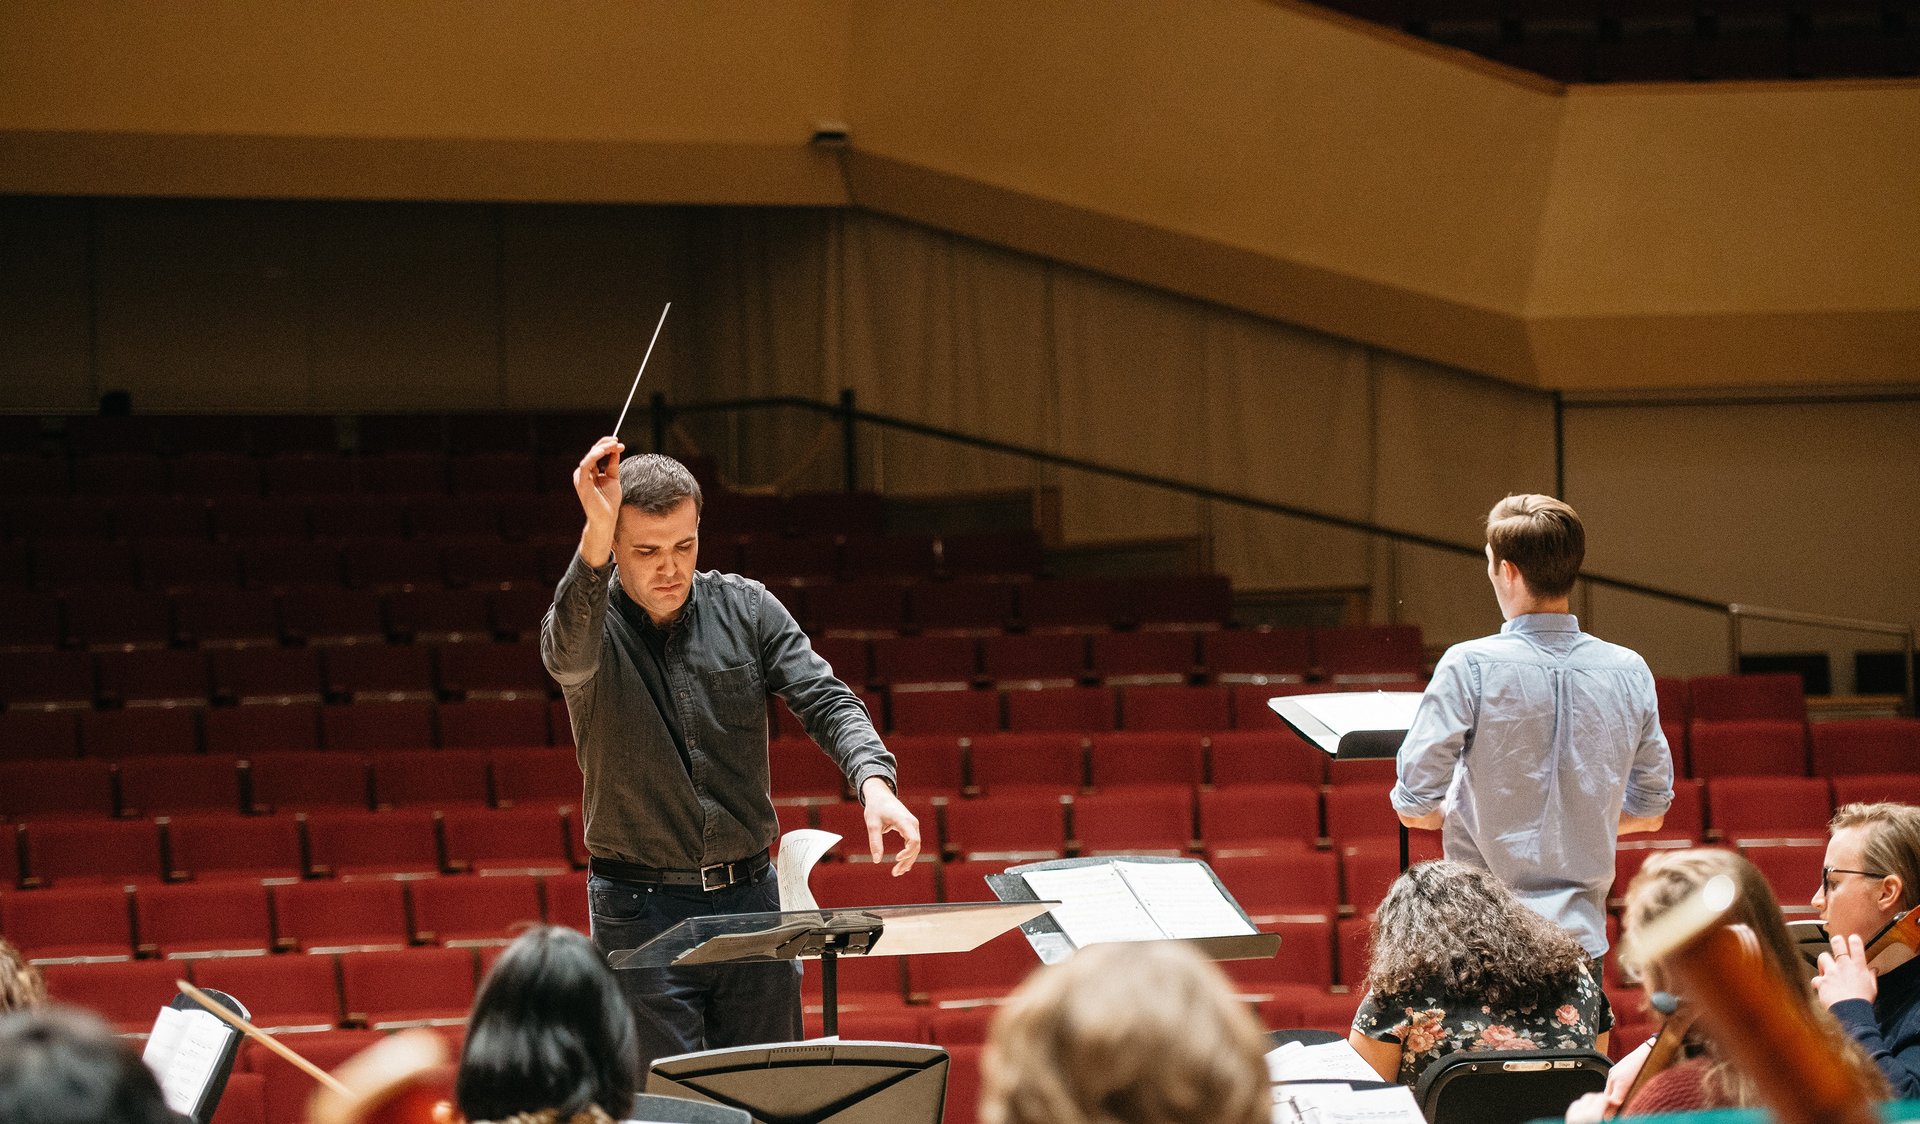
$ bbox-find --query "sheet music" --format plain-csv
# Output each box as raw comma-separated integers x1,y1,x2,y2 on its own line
776,828,841,912
1287,693,1423,738
1115,861,1255,940
142,1005,232,1117
1022,864,1166,946
1266,1039,1383,1085
1272,1083,1424,1124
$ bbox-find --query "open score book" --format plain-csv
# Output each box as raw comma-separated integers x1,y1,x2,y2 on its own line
1018,861,1257,947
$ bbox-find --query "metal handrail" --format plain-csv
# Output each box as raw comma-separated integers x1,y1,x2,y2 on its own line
648,391,1914,711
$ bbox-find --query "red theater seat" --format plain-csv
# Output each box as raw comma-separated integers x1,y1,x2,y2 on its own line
808,860,940,910
980,633,1088,689
95,649,213,708
884,734,965,795
1689,672,1806,722
1199,784,1323,853
0,759,116,820
4,885,136,962
211,647,324,706
490,747,579,811
942,793,1068,861
79,707,199,759
769,735,851,799
966,733,1085,795
371,749,493,810
1707,776,1832,842
248,751,370,813
0,711,81,762
889,689,1000,735
871,635,979,691
409,874,545,946
909,581,1017,634
165,814,305,883
1119,684,1231,732
322,645,436,702
436,642,550,700
22,819,165,886
135,880,275,958
1688,719,1808,777
190,949,342,1032
339,947,477,1028
117,754,246,817
1312,625,1425,683
321,701,436,751
814,799,940,861
437,698,550,748
440,806,575,875
1089,630,1199,686
1072,788,1195,854
0,650,96,709
303,809,442,878
1004,686,1116,732
543,870,589,931
273,879,411,952
40,960,180,1031
1211,851,1341,923
1206,730,1326,786
1087,732,1205,788
1812,719,1920,777
1833,774,1920,808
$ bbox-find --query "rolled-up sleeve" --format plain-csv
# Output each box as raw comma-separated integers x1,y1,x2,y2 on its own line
1621,663,1675,819
1392,649,1475,818
756,586,897,801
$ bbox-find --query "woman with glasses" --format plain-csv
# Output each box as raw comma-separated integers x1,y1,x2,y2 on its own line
1813,801,1920,1098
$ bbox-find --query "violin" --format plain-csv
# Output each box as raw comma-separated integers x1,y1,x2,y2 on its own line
1864,905,1920,972
178,980,455,1124
1625,877,1881,1124
1609,991,1699,1117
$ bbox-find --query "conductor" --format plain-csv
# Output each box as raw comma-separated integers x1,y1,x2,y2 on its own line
542,436,922,1072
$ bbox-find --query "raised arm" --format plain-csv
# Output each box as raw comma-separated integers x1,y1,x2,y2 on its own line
539,437,623,687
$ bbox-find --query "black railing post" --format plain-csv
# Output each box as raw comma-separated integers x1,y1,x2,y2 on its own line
650,391,668,454
839,387,858,492
1553,390,1566,499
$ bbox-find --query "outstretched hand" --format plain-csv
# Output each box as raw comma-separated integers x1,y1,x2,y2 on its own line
861,777,922,876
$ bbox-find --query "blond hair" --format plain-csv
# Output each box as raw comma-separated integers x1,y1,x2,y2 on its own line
1618,849,1887,1108
980,941,1270,1124
1486,494,1584,599
1831,803,1920,912
0,939,45,1013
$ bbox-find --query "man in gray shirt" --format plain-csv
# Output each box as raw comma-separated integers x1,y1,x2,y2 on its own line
1391,494,1673,967
543,435,921,1073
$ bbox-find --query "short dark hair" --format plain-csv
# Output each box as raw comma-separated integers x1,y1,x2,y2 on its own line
455,926,638,1122
619,454,702,517
1486,494,1584,598
0,1006,185,1124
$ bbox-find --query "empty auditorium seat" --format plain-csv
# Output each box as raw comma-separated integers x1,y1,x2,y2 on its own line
95,648,212,708
1654,676,1689,728
0,649,96,709
770,735,854,799
64,593,176,652
189,946,342,1032
35,540,140,591
239,540,343,590
4,884,136,961
338,946,477,1028
303,809,442,878
1119,684,1231,731
1340,834,1443,916
1689,672,1806,722
1335,917,1372,987
165,814,306,883
1688,718,1808,777
202,704,322,757
814,799,942,862
909,580,1018,634
273,879,411,952
117,754,246,817
135,880,275,958
409,874,545,946
1833,774,1920,808
1206,729,1326,786
1199,785,1323,853
489,747,579,811
1312,625,1425,683
804,581,909,636
1133,574,1234,630
39,959,179,1031
787,491,886,537
173,454,263,500
938,531,1044,579
1322,782,1400,845
371,749,493,810
1198,630,1305,684
437,698,550,748
1707,775,1832,842
736,536,839,584
1740,841,1825,915
436,641,550,701
1230,683,1339,730
0,759,116,820
321,701,436,751
0,589,64,651
21,819,165,886
487,588,551,640
136,538,239,591
248,751,370,813
212,647,325,705
883,734,966,795
941,793,1069,861
910,928,1036,1007
386,588,494,644
1017,579,1133,631
449,452,539,494
870,635,979,691
0,710,82,761
1004,686,1117,732
966,733,1086,794
1087,732,1206,788
262,455,355,498
79,707,199,759
980,632,1088,689
808,860,940,909
936,859,1006,904
889,689,1001,735
808,636,871,688
1210,851,1341,923
280,589,389,646
173,589,282,649
440,806,575,875
246,1030,384,1124
839,534,939,582
310,499,408,542
1072,788,1195,854
542,870,589,931
1088,630,1199,686
1811,719,1920,776
1222,919,1337,991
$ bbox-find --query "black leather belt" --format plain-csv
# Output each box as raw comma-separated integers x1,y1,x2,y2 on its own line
589,849,771,892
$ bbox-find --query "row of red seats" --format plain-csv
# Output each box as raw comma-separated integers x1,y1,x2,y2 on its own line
0,410,611,459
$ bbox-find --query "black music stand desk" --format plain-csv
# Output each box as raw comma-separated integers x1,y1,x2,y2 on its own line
608,901,1054,1037
1269,691,1423,870
987,855,1280,965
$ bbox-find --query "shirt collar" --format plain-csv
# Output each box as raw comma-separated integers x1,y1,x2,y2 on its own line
610,570,704,635
1500,612,1581,636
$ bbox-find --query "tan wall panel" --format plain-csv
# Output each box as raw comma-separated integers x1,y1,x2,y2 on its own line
0,197,91,408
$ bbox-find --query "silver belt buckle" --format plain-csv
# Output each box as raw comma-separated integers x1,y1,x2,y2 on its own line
701,862,730,891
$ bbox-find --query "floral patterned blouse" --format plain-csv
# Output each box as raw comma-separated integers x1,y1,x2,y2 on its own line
1350,967,1612,1086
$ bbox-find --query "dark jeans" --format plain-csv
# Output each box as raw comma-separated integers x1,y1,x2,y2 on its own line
588,866,803,1077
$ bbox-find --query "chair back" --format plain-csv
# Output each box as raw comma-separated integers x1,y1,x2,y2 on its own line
1413,1048,1610,1124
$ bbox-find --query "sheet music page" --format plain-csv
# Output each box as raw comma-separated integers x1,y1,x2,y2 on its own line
142,1005,232,1117
1114,861,1255,940
1272,1083,1425,1124
1266,1039,1385,1084
1289,693,1424,738
776,828,842,912
1022,864,1166,946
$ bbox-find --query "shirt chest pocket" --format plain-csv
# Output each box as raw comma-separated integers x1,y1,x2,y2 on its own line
702,662,765,727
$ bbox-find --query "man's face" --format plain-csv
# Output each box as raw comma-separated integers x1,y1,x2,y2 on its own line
1817,825,1900,942
614,498,700,626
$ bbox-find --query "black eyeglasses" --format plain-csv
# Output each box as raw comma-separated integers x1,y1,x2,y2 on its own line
1820,867,1888,896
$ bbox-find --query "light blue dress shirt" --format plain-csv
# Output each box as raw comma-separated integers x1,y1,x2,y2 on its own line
1391,613,1674,957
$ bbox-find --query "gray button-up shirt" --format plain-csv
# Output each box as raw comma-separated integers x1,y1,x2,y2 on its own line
1390,613,1673,957
542,553,896,869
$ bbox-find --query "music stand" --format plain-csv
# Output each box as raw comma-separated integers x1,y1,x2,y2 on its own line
986,855,1280,965
1269,691,1422,871
607,901,1054,1038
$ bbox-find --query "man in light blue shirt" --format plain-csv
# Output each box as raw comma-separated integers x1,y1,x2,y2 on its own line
1391,494,1673,962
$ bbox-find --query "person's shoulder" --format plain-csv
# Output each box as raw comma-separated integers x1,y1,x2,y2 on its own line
697,569,769,600
1438,631,1513,665
1572,631,1654,674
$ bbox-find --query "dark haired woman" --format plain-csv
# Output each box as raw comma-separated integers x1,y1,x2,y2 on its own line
449,925,639,1124
1348,859,1611,1085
